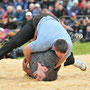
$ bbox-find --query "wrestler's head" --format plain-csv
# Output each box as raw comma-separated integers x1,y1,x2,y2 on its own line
33,62,57,81
53,39,68,59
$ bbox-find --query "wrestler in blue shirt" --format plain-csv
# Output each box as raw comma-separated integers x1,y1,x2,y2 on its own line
30,16,72,57
23,15,73,80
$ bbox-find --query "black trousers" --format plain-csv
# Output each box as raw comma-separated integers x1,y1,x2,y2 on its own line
64,52,75,66
0,20,35,59
0,20,75,66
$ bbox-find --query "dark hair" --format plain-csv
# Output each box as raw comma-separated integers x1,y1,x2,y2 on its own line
43,68,57,81
54,39,68,53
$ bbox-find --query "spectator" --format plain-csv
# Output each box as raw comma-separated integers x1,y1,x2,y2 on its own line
87,23,90,40
1,16,8,29
68,0,81,15
67,0,74,10
13,5,24,22
79,0,86,8
28,3,35,13
87,1,90,18
53,1,60,17
72,20,82,34
24,0,36,10
59,17,68,29
0,0,12,11
2,5,14,19
0,5,5,19
81,1,90,40
32,3,41,16
66,13,77,32
48,4,54,14
8,15,17,29
79,1,87,15
63,0,69,9
14,0,24,9
80,18,89,41
40,0,49,9
2,15,17,30
42,6,54,15
54,1,59,10
56,4,68,18
21,12,32,27
79,1,90,41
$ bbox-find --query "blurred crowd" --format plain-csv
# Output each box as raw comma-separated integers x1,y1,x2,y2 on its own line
0,0,90,41
0,0,90,58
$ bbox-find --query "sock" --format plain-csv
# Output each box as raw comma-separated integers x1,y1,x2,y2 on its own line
73,59,86,69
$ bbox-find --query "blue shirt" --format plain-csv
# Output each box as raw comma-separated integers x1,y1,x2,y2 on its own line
68,6,80,15
14,1,24,9
13,11,24,21
0,9,5,19
32,8,42,16
30,16,73,57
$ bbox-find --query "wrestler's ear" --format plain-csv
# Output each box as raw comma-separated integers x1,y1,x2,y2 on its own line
53,46,55,51
42,67,48,72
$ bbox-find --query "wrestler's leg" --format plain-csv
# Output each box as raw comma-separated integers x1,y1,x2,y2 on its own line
0,20,35,59
64,52,87,71
64,52,74,66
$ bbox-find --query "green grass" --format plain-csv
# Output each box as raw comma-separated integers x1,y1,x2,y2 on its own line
72,41,90,55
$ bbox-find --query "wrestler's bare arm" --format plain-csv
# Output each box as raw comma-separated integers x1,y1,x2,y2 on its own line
23,44,32,64
54,57,67,69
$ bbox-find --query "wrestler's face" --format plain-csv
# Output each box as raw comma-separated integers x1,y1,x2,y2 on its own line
55,51,66,59
53,47,66,59
33,62,48,81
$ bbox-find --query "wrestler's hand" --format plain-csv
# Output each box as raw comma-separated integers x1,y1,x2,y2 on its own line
22,58,28,72
22,58,33,77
